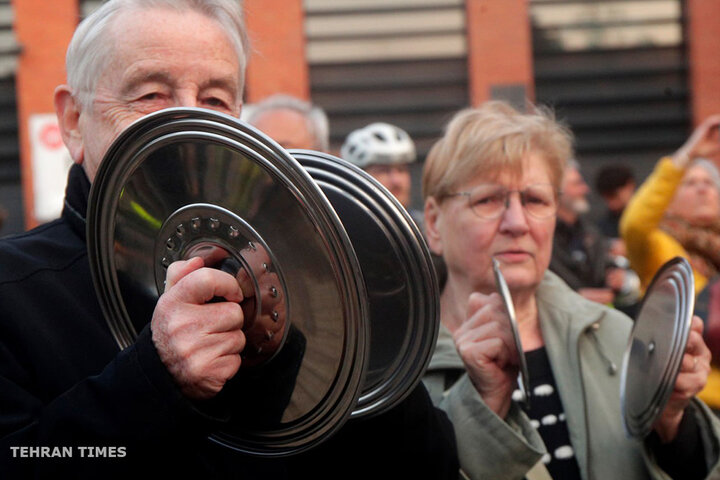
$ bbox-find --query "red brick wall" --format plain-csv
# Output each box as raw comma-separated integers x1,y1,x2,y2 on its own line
244,0,309,103
465,0,534,107
13,0,78,228
687,0,720,125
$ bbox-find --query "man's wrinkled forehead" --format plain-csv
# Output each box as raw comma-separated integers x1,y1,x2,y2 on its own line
100,6,244,88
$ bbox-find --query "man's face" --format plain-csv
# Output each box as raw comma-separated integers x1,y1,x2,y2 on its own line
251,109,316,150
365,164,412,208
559,166,590,216
69,8,243,181
602,181,636,213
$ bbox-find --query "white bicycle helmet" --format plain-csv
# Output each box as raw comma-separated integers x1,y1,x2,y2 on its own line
341,122,416,169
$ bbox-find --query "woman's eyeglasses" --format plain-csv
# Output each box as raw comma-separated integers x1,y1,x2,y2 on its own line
446,183,559,219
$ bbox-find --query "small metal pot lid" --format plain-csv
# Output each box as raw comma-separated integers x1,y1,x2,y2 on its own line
492,259,530,407
289,150,440,418
620,257,694,438
87,108,368,455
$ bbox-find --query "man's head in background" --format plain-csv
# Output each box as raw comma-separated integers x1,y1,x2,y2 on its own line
557,159,590,224
594,164,636,215
341,122,416,208
245,94,329,151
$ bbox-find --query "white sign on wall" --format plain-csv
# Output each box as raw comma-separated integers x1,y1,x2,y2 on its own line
29,113,73,223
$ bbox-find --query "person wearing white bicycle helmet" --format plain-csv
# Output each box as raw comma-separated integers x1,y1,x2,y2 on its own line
341,122,417,210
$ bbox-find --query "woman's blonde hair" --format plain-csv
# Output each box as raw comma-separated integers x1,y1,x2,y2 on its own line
422,101,574,200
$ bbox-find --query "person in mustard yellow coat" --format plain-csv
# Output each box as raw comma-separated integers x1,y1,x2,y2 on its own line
620,114,720,409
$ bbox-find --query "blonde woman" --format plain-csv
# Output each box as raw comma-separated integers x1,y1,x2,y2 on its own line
423,101,720,479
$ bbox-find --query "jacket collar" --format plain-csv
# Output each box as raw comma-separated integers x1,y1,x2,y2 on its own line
537,270,605,332
61,163,91,241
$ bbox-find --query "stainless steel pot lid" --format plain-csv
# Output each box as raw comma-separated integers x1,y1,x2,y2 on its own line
87,107,368,455
492,258,530,407
289,150,440,418
620,257,694,438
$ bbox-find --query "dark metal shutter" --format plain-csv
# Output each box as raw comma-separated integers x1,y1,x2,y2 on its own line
0,0,21,235
305,0,469,206
530,0,689,185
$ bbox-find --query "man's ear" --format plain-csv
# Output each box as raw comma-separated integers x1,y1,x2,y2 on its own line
424,196,444,256
53,85,84,164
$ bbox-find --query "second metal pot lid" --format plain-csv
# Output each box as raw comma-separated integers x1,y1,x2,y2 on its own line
290,149,440,418
492,258,530,408
620,256,694,438
87,108,368,455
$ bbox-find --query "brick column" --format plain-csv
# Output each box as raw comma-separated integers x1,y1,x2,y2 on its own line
13,0,78,228
244,0,309,103
465,0,534,108
686,0,720,125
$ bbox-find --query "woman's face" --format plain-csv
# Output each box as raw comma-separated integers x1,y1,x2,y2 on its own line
426,152,557,295
668,164,720,226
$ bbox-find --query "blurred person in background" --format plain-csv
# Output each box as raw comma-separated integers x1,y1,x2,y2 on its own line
550,160,640,316
245,93,329,151
595,164,636,241
341,122,447,288
422,100,720,479
621,114,720,412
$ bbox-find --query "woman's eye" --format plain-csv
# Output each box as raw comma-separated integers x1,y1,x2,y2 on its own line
525,195,546,205
474,194,502,205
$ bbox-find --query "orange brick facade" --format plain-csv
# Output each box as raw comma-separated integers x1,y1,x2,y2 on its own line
686,0,720,125
244,0,308,103
12,0,78,228
465,0,535,106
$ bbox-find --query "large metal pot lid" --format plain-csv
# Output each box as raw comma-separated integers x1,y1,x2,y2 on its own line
87,107,368,455
620,257,694,438
289,150,440,418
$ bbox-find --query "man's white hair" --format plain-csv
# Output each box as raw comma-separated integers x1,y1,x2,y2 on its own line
246,94,330,152
66,0,249,110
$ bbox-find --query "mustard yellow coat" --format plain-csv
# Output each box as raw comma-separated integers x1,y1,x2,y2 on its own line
620,157,720,407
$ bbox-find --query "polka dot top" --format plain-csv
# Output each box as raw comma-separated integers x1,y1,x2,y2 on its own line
516,347,581,480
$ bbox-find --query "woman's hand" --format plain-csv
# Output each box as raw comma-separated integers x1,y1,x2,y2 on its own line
653,316,711,443
674,115,720,168
453,292,520,418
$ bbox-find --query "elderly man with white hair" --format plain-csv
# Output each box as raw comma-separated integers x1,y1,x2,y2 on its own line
246,93,330,151
0,1,458,478
549,159,639,313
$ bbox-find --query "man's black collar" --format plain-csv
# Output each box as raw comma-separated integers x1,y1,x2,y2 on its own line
61,163,91,240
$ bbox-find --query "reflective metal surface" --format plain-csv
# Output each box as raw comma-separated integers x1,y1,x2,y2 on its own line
290,150,440,418
620,257,694,438
492,258,530,407
87,108,368,455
